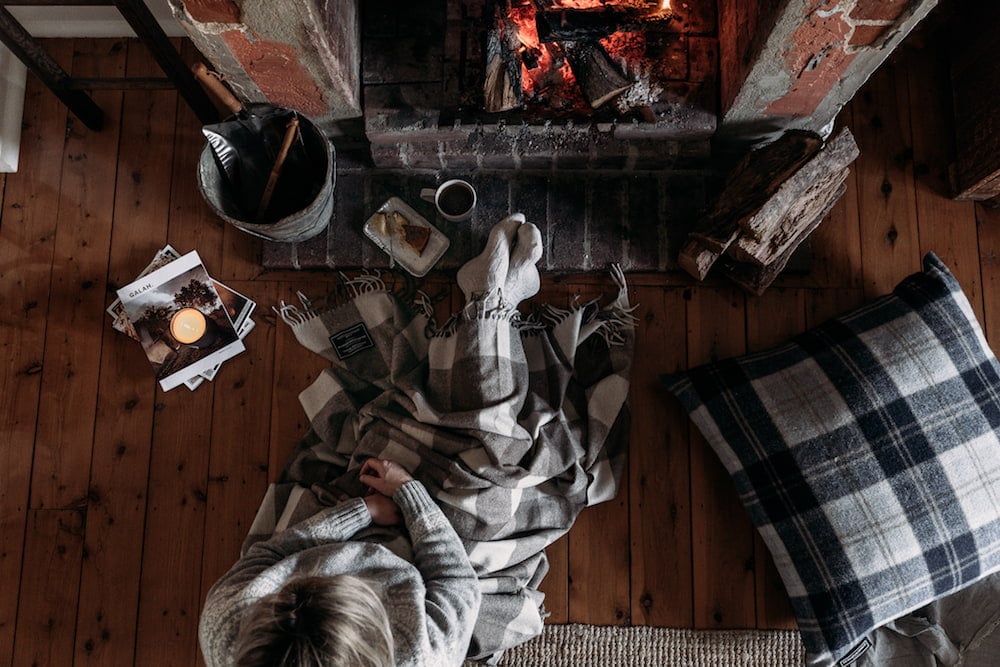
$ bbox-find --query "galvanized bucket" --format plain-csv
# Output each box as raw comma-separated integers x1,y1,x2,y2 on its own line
197,113,335,243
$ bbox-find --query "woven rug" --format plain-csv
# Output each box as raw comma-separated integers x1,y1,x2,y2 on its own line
478,624,805,666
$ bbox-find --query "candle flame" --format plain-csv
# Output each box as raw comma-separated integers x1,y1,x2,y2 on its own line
660,0,670,10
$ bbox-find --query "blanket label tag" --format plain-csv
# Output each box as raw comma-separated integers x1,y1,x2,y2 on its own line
330,322,374,360
838,638,872,666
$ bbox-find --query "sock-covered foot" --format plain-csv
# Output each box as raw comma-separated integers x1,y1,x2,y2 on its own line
503,221,543,307
456,213,524,301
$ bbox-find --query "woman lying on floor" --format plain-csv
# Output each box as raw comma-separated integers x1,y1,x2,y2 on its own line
199,214,635,666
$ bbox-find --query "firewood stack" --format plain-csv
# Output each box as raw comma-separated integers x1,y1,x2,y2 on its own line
679,127,860,295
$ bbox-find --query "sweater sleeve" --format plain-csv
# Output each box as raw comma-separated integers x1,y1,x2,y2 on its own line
394,480,483,664
199,497,372,666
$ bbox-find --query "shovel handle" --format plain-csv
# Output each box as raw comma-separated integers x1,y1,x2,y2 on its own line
256,117,301,222
191,62,244,117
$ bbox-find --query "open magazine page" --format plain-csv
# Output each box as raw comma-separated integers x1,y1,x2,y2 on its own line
116,250,246,391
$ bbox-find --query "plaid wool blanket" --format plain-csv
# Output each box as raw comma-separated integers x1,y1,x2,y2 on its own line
247,268,635,659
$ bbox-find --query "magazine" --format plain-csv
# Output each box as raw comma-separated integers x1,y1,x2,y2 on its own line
116,250,246,391
108,245,258,390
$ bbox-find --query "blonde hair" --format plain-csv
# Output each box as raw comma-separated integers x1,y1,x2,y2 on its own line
234,574,394,667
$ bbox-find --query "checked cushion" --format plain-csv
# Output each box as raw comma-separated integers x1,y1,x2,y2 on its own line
663,253,1000,666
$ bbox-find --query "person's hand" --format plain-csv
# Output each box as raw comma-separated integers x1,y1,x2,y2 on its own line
363,492,401,526
359,458,414,498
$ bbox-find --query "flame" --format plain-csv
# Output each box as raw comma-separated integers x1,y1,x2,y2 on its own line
555,0,605,7
505,0,666,109
509,1,577,100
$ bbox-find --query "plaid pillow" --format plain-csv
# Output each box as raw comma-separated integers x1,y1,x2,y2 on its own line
663,253,1000,666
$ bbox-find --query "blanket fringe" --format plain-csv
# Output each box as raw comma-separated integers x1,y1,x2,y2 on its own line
339,270,386,299
528,264,637,346
274,270,396,329
274,266,637,347
596,264,640,347
273,290,317,327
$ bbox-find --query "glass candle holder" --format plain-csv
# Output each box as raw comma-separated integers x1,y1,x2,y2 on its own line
170,308,219,349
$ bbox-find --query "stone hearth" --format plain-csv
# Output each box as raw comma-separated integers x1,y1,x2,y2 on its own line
261,159,706,273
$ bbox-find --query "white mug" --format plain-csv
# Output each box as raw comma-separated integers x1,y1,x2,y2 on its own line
420,179,477,222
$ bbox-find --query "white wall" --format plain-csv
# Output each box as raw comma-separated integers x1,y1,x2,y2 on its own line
1,45,26,172
6,0,182,38
0,0,182,171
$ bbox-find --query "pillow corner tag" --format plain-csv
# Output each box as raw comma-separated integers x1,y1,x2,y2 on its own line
837,637,872,667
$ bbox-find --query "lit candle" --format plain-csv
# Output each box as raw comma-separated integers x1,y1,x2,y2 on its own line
170,308,207,344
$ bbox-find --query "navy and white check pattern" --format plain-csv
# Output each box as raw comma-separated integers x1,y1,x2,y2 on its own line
665,254,1000,666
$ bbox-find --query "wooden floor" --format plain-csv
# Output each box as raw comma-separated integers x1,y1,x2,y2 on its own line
3,34,999,666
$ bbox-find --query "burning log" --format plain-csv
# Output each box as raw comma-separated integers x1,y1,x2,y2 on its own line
535,6,644,42
484,13,524,112
562,40,633,108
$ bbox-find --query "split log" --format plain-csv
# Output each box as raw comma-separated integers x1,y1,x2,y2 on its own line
678,239,720,281
721,180,848,295
563,41,632,108
738,127,859,242
688,130,824,253
729,165,851,266
484,14,523,112
678,126,859,290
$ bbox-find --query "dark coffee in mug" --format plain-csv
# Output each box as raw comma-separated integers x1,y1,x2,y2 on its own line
439,184,474,217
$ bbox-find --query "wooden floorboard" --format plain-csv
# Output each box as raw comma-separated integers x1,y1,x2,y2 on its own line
1,32,988,665
0,39,71,667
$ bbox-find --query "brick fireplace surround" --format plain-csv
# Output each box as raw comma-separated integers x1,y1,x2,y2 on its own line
170,0,936,273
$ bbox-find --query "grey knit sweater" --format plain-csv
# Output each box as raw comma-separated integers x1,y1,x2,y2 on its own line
199,480,482,666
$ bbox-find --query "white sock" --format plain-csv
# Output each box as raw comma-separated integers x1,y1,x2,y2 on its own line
503,221,543,307
457,213,524,301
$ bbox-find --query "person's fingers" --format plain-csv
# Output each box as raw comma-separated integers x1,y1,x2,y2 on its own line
359,458,382,476
359,472,390,495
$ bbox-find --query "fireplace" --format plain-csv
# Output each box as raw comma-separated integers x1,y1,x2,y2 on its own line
362,0,718,170
171,0,939,272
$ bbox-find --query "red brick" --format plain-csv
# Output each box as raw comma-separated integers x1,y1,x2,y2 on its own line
178,0,240,24
221,30,326,117
849,24,890,49
764,7,856,117
850,0,910,23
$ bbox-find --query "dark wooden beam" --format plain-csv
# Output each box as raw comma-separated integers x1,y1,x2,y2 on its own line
111,0,218,124
66,76,176,90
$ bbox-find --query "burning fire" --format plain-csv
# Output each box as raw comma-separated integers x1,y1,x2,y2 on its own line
508,2,580,106
507,0,667,109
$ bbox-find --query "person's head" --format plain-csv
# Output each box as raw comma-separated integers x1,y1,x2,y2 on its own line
233,574,394,667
